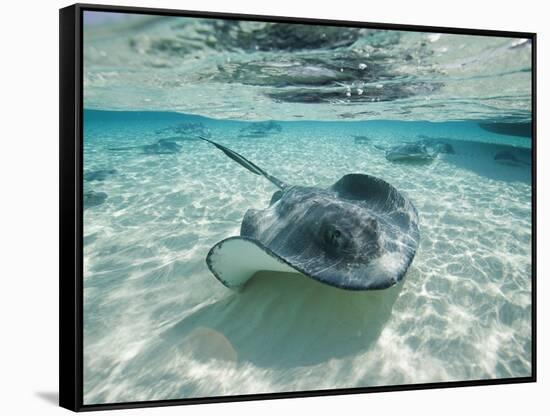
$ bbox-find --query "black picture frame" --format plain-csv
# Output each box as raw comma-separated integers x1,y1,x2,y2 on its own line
60,3,537,412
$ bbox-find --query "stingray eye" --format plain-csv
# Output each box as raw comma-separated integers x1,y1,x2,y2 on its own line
322,224,348,250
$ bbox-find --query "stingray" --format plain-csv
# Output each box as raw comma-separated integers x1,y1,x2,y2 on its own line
417,136,455,154
159,136,199,143
84,168,118,182
353,135,371,145
429,142,455,155
200,137,419,291
375,143,435,163
239,121,283,138
156,121,211,138
494,150,531,167
84,190,107,209
109,139,182,155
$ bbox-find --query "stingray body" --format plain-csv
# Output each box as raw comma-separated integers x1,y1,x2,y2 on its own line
143,139,182,154
383,143,434,162
84,190,107,209
417,137,456,155
156,121,211,138
239,121,283,138
494,150,531,167
201,137,420,291
109,139,182,155
353,135,371,145
430,142,455,154
84,168,118,182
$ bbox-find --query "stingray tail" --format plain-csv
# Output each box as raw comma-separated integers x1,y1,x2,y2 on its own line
198,136,286,189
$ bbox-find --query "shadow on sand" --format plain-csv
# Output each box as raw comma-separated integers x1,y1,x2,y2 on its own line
159,271,403,369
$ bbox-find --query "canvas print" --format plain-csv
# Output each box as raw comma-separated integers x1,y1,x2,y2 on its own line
82,10,533,405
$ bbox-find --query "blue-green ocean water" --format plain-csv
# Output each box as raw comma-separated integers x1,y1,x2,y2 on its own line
83,110,532,404
82,12,532,405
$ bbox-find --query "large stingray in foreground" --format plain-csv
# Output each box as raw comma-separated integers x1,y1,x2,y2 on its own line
200,137,420,291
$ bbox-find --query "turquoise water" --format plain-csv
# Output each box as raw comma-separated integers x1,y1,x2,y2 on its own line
82,110,532,404
82,12,532,405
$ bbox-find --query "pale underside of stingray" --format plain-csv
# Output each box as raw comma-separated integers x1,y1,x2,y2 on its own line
199,137,420,291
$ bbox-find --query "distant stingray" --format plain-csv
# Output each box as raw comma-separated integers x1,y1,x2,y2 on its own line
239,121,282,138
156,121,211,138
375,143,435,163
109,139,182,154
84,168,118,182
429,142,455,154
353,135,371,145
199,137,419,291
417,136,455,154
84,190,107,209
494,150,531,167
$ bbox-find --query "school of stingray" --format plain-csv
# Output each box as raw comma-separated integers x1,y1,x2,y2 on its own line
84,122,531,292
